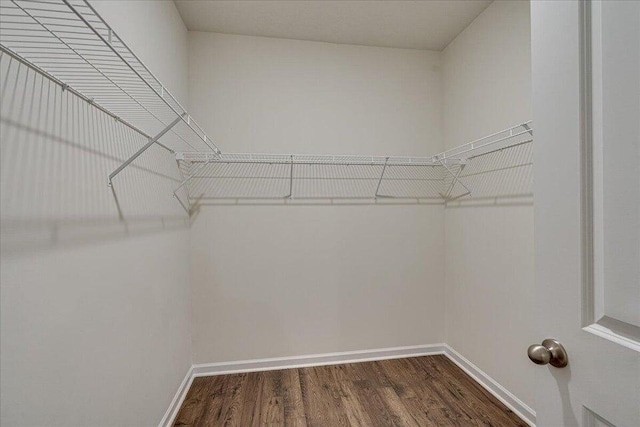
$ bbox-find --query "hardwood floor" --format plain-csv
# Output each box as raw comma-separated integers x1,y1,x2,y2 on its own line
174,355,527,426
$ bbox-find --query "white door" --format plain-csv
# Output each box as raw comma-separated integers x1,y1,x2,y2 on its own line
531,1,640,426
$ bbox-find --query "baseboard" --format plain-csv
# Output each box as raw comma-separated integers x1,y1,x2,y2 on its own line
191,343,446,377
160,343,535,427
443,345,536,426
158,365,194,427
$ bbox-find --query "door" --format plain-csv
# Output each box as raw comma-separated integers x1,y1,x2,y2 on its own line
531,1,640,426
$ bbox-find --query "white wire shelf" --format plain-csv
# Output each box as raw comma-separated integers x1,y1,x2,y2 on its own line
0,0,533,211
174,154,455,205
177,152,449,166
435,122,533,201
435,121,532,161
173,122,532,208
0,0,219,155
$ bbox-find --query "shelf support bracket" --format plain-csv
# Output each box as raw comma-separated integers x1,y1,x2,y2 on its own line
443,161,465,199
172,160,210,214
287,155,294,199
437,157,471,201
522,122,533,136
108,114,185,187
374,157,389,198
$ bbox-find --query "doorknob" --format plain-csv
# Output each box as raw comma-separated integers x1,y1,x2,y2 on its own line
527,338,568,368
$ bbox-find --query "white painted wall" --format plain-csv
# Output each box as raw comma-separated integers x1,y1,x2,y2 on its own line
442,0,535,410
187,32,445,363
0,1,192,426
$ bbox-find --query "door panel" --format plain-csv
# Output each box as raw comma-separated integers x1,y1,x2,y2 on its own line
589,0,640,340
531,1,640,426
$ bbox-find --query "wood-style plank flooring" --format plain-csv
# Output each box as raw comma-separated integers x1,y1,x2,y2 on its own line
174,355,527,426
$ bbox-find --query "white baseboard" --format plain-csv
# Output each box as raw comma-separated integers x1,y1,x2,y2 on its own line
158,365,194,427
443,345,536,426
191,343,446,377
160,343,535,427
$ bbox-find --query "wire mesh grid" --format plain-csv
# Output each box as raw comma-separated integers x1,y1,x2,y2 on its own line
178,152,442,166
177,155,451,201
440,123,533,201
379,163,452,199
436,122,532,160
181,161,291,200
0,0,218,154
0,1,533,208
174,121,532,205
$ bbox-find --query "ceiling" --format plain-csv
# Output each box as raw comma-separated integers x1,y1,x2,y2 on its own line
174,0,492,51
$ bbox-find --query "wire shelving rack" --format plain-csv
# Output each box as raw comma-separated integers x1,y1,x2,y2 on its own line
174,154,455,207
173,122,533,209
434,122,533,201
0,0,220,185
0,0,533,214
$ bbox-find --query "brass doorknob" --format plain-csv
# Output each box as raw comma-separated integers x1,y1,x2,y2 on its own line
527,338,568,368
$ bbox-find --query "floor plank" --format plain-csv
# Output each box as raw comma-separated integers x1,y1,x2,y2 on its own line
173,355,528,427
215,373,247,426
281,369,306,425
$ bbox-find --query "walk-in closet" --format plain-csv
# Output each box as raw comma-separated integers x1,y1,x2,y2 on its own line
1,1,638,426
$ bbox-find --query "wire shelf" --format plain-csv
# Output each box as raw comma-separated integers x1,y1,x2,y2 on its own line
174,122,532,206
435,122,532,161
175,153,460,204
0,0,219,154
437,122,533,201
177,152,445,166
0,0,533,210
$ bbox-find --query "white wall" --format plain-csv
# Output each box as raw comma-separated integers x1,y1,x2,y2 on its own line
442,0,535,410
187,32,445,363
0,1,191,426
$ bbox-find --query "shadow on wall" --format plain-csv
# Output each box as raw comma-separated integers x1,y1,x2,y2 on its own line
0,51,189,256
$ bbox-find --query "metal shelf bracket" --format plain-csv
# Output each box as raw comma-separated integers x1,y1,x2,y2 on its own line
437,156,471,200
374,157,389,198
171,160,211,214
108,114,185,187
287,155,294,199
